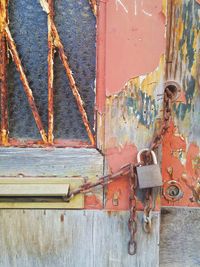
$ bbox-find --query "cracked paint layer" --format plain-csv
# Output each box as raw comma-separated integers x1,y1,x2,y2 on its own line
162,0,200,207
105,56,165,152
104,0,200,210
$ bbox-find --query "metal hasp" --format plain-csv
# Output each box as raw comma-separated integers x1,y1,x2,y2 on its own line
136,149,163,189
0,177,84,209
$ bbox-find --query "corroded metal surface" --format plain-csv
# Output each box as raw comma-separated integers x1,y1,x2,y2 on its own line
47,0,54,144
5,27,48,144
162,0,200,207
88,0,97,16
103,0,200,211
0,0,96,146
0,0,8,145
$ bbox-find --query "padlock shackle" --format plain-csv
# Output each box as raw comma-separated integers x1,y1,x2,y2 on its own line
137,149,158,165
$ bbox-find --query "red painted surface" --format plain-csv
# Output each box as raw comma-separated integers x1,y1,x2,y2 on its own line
95,0,199,210
105,144,137,210
105,144,138,173
100,0,166,210
85,195,103,209
96,0,106,113
161,123,200,207
105,0,165,95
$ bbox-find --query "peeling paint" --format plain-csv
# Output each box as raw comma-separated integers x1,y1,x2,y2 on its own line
105,0,166,95
105,56,165,151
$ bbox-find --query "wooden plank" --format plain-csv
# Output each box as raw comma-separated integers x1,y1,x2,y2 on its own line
0,148,103,179
160,207,200,267
0,177,82,184
0,210,159,267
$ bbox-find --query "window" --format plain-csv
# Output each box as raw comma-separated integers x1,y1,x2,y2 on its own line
0,0,96,147
0,0,103,209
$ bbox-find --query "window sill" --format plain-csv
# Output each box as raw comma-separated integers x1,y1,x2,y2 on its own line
0,147,104,179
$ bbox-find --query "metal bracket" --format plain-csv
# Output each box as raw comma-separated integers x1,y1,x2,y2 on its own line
0,177,84,209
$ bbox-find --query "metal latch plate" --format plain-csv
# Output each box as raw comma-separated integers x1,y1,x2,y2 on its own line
0,177,84,209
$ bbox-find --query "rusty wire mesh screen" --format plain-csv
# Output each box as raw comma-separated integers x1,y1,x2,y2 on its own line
7,0,96,141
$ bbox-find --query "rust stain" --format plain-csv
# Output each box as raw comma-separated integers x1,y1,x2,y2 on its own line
0,0,7,33
0,0,8,145
0,35,8,145
47,0,54,144
88,0,97,17
7,138,94,148
60,214,64,223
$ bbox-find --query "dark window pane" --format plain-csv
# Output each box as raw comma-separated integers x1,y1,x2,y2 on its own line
54,0,96,141
8,0,48,139
6,0,95,142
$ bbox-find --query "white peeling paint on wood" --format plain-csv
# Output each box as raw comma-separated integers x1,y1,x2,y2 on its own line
0,210,159,267
0,148,104,179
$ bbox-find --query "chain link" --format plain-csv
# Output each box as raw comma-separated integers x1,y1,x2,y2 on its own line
143,188,153,233
150,86,173,151
64,84,176,255
142,86,175,233
128,165,137,255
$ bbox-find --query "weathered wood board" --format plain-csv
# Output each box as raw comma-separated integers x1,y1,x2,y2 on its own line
0,148,104,208
0,148,103,179
0,210,159,267
160,207,200,267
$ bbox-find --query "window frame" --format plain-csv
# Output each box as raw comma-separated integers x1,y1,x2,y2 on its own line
0,0,102,149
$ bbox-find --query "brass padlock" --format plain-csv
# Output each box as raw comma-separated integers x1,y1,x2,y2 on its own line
136,149,163,189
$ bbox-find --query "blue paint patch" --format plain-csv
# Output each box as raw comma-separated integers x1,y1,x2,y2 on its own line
126,89,158,128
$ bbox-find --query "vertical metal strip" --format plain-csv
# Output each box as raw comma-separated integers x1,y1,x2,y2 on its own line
88,0,97,16
47,0,54,144
0,0,8,145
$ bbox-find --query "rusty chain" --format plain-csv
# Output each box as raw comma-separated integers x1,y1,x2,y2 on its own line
128,165,137,255
66,163,139,201
150,87,174,151
142,86,175,234
143,188,153,233
65,84,176,255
